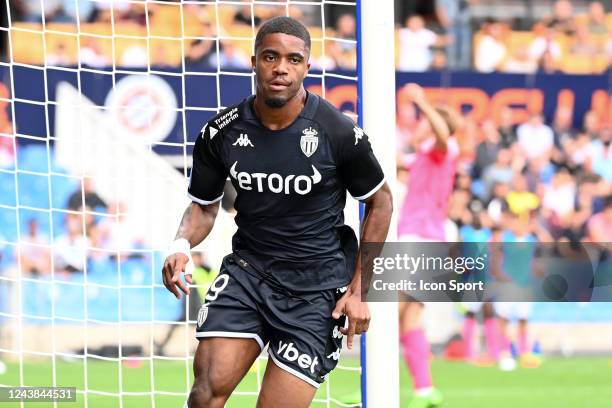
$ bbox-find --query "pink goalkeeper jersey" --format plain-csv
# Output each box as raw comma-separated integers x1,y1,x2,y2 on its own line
398,137,459,240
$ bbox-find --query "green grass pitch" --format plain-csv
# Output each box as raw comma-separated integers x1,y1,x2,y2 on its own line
1,356,611,407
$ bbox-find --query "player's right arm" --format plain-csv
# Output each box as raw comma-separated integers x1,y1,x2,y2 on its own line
163,120,228,299
163,202,220,299
405,82,450,151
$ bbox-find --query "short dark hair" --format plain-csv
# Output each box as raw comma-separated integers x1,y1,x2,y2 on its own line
254,16,311,53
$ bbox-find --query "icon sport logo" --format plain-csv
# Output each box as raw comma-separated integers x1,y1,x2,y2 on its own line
300,127,318,157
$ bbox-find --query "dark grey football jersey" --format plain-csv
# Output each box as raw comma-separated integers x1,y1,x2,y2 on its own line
188,92,385,291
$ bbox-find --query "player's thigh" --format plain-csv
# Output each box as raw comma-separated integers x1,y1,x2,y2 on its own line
256,359,318,408
193,337,261,396
264,287,345,391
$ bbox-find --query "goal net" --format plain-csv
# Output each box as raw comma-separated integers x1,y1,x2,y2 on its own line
0,0,371,406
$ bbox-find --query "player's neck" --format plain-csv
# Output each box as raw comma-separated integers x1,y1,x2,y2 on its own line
253,88,307,131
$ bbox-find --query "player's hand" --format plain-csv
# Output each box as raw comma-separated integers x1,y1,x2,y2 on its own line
162,253,192,299
332,289,370,350
405,82,426,104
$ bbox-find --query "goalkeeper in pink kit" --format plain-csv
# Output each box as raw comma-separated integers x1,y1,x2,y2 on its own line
398,83,464,408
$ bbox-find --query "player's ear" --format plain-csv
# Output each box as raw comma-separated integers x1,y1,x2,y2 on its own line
251,55,256,70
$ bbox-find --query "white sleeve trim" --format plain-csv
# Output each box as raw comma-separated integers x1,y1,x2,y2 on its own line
352,177,386,201
187,192,224,205
195,331,264,350
268,349,321,389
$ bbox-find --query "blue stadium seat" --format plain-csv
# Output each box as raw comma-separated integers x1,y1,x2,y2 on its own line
17,172,50,209
0,171,17,206
17,145,50,173
121,287,153,321
121,259,152,286
0,207,18,242
53,280,85,320
50,173,78,209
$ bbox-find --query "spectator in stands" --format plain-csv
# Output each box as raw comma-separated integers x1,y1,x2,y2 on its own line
590,125,612,183
503,48,538,74
570,25,599,57
67,177,107,212
517,113,554,161
497,107,518,148
92,0,130,24
436,0,474,69
233,0,261,26
482,148,514,200
542,167,577,236
582,110,601,140
430,50,448,70
397,14,446,72
528,24,562,69
472,120,501,179
546,0,576,36
474,19,507,73
332,14,357,70
211,40,250,70
21,0,66,23
552,106,576,147
537,50,560,74
586,1,608,35
486,182,510,224
19,218,51,276
565,131,597,174
587,195,612,242
120,44,148,68
123,2,147,26
506,173,540,217
79,37,109,68
46,42,73,66
185,19,217,72
61,0,95,24
55,210,91,275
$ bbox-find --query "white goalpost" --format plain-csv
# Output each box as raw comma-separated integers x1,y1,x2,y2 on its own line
0,0,399,406
358,0,400,406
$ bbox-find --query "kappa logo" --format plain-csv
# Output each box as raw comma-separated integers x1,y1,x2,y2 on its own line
353,126,364,145
300,127,319,157
199,123,208,139
229,161,321,195
277,340,319,374
197,305,208,327
327,347,341,361
332,325,343,340
233,133,254,147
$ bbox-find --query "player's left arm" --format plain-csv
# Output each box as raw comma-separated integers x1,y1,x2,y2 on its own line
326,108,392,348
332,182,393,349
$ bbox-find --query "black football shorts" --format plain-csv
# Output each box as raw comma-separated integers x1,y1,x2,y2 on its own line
195,254,347,388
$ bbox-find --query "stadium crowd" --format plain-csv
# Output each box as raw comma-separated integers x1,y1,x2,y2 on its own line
396,96,612,246
3,0,610,74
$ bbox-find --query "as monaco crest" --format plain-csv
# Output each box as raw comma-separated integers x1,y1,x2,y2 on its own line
300,127,319,157
197,305,208,327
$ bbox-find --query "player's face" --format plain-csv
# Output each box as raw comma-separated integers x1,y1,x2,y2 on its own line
252,33,310,108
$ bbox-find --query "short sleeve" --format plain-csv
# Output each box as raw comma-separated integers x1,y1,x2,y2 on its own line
336,125,385,201
187,124,228,205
